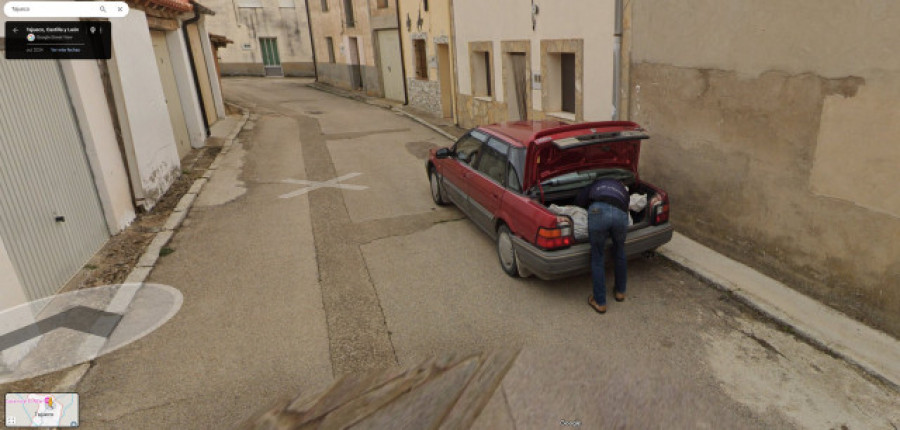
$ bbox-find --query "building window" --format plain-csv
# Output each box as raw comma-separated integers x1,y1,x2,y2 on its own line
414,39,427,79
560,53,575,113
321,0,328,12
344,0,355,27
472,50,492,97
326,37,335,63
541,40,582,121
423,0,428,11
377,0,388,8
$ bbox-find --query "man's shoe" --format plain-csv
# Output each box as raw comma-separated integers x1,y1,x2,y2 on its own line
588,296,607,314
614,292,625,302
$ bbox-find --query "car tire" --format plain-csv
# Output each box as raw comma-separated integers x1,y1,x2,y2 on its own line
497,224,519,277
429,168,448,206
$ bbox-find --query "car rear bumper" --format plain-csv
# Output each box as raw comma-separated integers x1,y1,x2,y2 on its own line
511,223,674,280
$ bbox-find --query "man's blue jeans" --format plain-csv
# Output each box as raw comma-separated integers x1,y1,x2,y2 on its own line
588,201,628,305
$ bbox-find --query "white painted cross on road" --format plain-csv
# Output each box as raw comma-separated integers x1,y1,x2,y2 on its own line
278,172,368,199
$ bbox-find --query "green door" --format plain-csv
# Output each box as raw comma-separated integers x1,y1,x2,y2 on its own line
259,37,283,77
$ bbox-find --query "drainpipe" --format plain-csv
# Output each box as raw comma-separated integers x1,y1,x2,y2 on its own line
304,0,319,81
613,0,623,120
395,0,409,104
183,1,210,135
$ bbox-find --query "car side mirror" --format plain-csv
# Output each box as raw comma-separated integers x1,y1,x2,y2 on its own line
435,148,452,159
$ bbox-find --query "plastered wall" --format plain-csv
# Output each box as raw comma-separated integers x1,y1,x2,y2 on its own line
629,0,900,336
453,0,616,127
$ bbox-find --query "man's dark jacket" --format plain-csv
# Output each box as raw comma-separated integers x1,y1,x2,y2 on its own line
575,179,628,213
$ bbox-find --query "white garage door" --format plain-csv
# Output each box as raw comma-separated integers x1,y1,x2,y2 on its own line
0,57,110,300
376,29,405,102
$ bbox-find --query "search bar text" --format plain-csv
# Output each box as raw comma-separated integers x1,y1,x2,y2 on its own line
4,2,130,18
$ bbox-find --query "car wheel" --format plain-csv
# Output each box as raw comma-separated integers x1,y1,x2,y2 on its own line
497,224,519,277
429,168,448,205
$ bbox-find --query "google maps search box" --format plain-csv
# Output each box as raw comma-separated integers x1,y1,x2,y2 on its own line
4,2,129,18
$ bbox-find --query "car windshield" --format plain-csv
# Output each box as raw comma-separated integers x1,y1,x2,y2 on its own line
538,168,634,193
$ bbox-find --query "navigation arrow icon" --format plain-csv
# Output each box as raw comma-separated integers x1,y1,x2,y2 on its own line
0,306,123,352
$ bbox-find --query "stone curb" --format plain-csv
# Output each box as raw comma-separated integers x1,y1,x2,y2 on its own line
393,109,459,141
657,235,900,393
308,84,900,394
51,104,251,392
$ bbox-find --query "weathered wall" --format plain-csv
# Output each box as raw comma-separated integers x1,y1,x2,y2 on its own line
59,60,136,234
317,62,381,95
308,0,394,95
630,0,900,336
406,78,441,114
398,0,454,116
205,0,314,76
109,9,181,210
453,0,616,126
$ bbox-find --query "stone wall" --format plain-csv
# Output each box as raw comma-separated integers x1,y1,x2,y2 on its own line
455,94,508,129
318,63,384,97
407,78,442,116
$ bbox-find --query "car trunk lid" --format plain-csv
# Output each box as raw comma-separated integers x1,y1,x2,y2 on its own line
524,121,648,190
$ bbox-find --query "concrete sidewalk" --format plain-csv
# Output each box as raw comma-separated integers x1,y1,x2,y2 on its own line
658,233,900,391
306,82,900,393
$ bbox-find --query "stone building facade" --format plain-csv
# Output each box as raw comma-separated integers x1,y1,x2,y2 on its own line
308,0,404,100
398,0,456,118
452,0,617,128
204,0,315,77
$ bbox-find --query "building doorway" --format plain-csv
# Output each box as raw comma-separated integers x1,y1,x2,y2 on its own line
376,29,404,102
347,37,363,90
504,52,528,120
437,43,453,118
151,30,192,158
259,37,283,77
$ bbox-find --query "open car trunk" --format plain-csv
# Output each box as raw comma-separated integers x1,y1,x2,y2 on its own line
531,177,656,242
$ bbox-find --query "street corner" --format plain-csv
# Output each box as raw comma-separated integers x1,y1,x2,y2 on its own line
0,283,182,385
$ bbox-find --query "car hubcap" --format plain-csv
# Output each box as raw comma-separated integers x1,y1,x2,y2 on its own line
498,231,514,270
430,174,440,201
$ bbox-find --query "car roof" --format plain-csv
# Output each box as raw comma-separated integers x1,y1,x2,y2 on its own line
479,120,569,147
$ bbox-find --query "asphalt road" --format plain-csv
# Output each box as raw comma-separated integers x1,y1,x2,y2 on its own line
73,78,900,429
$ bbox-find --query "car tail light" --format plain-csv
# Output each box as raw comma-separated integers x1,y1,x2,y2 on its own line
650,194,670,225
536,216,574,250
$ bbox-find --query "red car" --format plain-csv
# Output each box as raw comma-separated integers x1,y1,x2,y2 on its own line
427,120,673,279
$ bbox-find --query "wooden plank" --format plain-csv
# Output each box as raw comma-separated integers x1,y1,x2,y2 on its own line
438,349,520,430
289,366,401,424
236,351,519,430
348,357,480,430
317,356,458,429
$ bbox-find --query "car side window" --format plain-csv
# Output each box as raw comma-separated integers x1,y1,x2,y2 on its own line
507,163,522,192
453,134,482,165
507,147,525,192
474,147,507,185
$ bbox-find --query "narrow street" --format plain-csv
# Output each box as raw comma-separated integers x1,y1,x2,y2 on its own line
76,78,900,429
